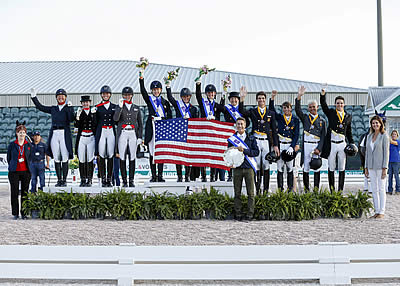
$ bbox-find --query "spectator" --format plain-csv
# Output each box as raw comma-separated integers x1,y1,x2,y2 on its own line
30,131,49,193
365,115,389,219
7,121,32,220
388,130,400,195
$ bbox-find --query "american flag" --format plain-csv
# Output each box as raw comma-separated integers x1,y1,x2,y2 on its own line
154,118,235,170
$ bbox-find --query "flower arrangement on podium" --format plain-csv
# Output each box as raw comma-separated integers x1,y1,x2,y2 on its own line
164,67,180,86
221,74,232,99
68,156,79,182
136,57,149,77
194,65,216,82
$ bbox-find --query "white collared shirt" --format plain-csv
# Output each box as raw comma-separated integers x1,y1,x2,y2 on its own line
58,103,66,111
125,102,132,110
238,132,246,141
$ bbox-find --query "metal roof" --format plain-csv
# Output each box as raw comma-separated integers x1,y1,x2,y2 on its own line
0,60,367,95
368,86,400,108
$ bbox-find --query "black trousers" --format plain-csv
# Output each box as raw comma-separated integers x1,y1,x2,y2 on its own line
8,171,31,216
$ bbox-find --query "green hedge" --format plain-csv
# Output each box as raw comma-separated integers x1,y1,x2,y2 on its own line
22,188,372,221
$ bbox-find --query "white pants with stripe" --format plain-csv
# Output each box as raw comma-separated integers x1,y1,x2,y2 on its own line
98,128,115,158
51,130,69,163
255,135,270,170
78,135,95,163
369,169,386,214
277,142,293,172
303,141,320,172
118,129,137,160
328,141,346,171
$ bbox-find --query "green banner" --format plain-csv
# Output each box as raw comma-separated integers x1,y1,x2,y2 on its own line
383,95,400,110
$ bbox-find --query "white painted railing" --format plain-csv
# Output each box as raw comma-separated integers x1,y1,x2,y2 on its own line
1,243,399,285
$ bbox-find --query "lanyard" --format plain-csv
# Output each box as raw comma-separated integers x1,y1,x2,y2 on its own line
336,110,344,124
18,145,24,156
309,114,318,125
257,107,266,120
284,114,292,127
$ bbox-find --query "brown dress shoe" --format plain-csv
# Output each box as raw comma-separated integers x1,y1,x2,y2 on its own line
370,214,378,219
376,214,385,219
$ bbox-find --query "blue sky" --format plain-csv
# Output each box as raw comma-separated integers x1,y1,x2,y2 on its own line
1,0,399,89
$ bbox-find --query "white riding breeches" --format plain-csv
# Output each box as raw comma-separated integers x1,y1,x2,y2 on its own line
98,128,115,158
328,141,346,171
78,135,95,163
303,141,320,172
118,129,137,160
51,130,69,163
255,135,270,170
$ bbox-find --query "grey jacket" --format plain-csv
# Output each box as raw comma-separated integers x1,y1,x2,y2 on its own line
113,103,143,153
365,132,389,170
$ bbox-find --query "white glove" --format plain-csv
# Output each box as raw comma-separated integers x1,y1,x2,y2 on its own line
195,80,201,85
137,138,143,145
153,116,162,121
76,107,82,120
91,106,97,113
30,88,37,98
207,115,215,120
67,101,72,107
119,98,124,108
286,147,294,155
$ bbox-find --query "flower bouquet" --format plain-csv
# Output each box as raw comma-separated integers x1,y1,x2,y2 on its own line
221,74,232,96
194,65,216,82
136,57,149,78
164,67,180,86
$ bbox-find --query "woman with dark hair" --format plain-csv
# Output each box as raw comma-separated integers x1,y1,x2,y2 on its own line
7,121,32,219
365,115,389,219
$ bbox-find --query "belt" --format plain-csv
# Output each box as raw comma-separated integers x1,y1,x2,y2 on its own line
102,126,113,129
304,141,319,144
255,137,269,141
81,134,93,137
32,159,44,163
52,126,64,130
280,141,291,144
331,140,344,144
254,131,267,136
122,124,135,129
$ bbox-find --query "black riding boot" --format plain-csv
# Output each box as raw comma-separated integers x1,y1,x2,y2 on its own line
338,171,345,191
303,172,310,193
157,163,165,182
129,160,135,187
314,171,320,191
210,168,216,182
263,170,270,194
55,162,62,187
287,171,294,193
328,171,335,192
176,165,183,182
184,166,191,182
79,162,86,187
149,156,157,182
120,160,128,187
106,158,113,187
61,161,69,187
255,171,262,196
201,167,207,182
98,157,107,187
277,171,284,190
87,161,94,187
227,169,233,182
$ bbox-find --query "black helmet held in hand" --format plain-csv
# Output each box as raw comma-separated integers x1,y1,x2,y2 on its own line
309,156,322,170
150,81,162,90
205,84,217,93
344,143,358,157
280,150,296,162
265,150,279,163
100,85,112,94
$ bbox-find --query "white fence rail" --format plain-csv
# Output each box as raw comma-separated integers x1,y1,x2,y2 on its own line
1,243,400,285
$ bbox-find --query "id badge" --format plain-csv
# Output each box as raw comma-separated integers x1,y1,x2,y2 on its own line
35,152,40,156
18,158,24,163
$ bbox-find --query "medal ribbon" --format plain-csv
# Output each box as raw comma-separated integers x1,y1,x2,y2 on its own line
257,107,266,120
284,114,292,128
124,100,132,104
336,110,344,124
309,114,318,125
203,98,215,116
83,107,90,111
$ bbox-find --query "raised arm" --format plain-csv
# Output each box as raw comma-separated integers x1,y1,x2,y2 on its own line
31,88,52,114
294,86,306,122
139,77,151,106
320,88,330,116
268,90,278,114
166,86,179,112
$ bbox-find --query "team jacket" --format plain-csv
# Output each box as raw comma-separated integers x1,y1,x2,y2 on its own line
227,132,260,169
74,109,97,156
195,83,225,121
166,87,198,119
94,101,117,156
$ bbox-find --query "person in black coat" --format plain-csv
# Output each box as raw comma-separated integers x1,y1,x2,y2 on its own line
139,74,172,182
320,88,354,192
195,82,225,182
167,85,199,182
239,89,279,194
7,122,32,219
94,85,117,187
30,88,74,187
269,90,300,192
75,95,97,187
227,117,259,220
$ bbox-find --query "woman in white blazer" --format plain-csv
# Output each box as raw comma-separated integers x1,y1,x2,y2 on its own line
365,115,389,218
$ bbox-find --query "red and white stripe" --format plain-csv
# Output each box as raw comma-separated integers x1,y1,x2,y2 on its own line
154,118,235,170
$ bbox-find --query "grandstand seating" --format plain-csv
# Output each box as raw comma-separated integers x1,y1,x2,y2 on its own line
0,106,370,157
